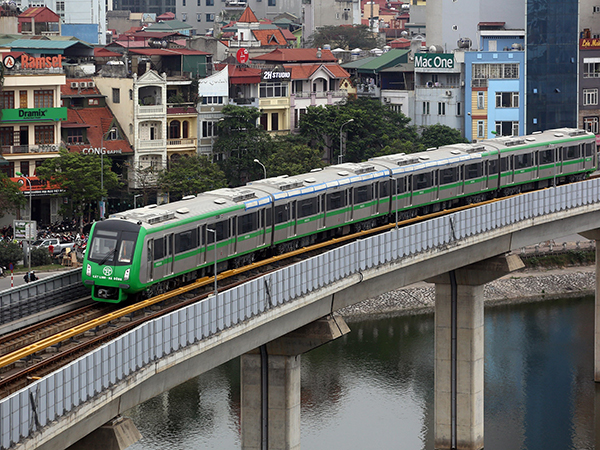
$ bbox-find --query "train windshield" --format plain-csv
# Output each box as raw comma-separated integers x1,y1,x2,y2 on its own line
88,227,139,266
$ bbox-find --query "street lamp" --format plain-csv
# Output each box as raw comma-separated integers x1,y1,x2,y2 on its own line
16,171,32,273
100,126,118,219
133,194,142,209
253,158,267,179
338,119,354,165
207,228,218,305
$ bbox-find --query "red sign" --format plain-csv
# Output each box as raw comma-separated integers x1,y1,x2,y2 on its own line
580,38,600,49
236,48,249,64
18,54,65,69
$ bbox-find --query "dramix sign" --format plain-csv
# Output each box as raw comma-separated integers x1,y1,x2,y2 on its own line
1,107,67,122
414,53,455,70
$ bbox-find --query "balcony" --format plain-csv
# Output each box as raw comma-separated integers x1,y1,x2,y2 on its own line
136,105,166,117
135,139,166,150
230,97,258,107
356,85,381,97
293,90,348,99
1,143,62,154
229,40,263,48
167,137,197,148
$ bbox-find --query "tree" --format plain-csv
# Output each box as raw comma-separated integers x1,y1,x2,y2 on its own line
0,240,22,268
308,25,381,50
0,173,26,218
213,105,275,186
36,149,120,227
157,155,227,200
298,98,419,163
419,124,469,149
267,138,326,177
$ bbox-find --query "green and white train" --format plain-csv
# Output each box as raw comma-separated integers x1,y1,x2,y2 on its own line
82,128,597,303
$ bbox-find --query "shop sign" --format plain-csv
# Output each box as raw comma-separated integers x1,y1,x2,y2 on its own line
262,69,291,81
13,220,36,241
82,147,123,155
580,38,600,49
3,53,65,69
414,53,455,70
1,107,67,122
236,48,249,64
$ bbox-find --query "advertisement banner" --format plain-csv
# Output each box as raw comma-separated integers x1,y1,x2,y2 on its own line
1,107,67,122
13,220,37,241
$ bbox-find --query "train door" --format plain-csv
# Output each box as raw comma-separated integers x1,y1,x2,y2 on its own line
199,225,206,266
557,147,564,175
231,217,237,255
291,201,297,236
165,233,174,276
146,239,153,281
320,194,326,229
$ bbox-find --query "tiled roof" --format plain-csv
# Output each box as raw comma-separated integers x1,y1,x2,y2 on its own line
280,28,296,40
64,107,133,154
238,6,259,23
252,29,287,46
252,48,337,63
61,79,103,96
94,47,122,57
130,47,210,56
284,64,350,80
228,64,262,84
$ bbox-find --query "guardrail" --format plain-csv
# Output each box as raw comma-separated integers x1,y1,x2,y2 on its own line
0,269,87,326
2,179,600,450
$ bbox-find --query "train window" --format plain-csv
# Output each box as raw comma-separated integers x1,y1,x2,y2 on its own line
239,212,258,234
379,180,390,197
489,159,498,175
563,145,579,160
215,220,229,241
465,163,483,179
514,153,532,169
298,198,317,218
264,209,272,227
153,237,164,259
175,230,197,254
354,185,373,203
118,240,134,263
274,204,289,224
585,143,594,157
440,167,458,184
327,191,346,210
398,178,407,193
500,157,510,172
414,173,432,190
539,149,554,164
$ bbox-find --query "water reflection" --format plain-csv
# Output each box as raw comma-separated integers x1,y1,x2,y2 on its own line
125,297,596,450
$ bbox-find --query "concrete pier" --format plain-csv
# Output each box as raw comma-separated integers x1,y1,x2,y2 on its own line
427,254,524,450
241,315,350,450
581,231,600,382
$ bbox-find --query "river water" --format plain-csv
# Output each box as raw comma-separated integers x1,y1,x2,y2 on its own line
125,296,597,450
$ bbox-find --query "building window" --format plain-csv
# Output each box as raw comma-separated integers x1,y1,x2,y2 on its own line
477,120,485,138
268,0,276,5
67,128,84,144
422,101,430,115
472,63,519,80
1,91,14,110
202,121,217,137
594,5,600,12
495,121,519,136
584,88,598,106
457,102,461,116
437,102,446,115
112,88,120,104
88,98,99,106
206,0,214,5
169,120,181,139
19,91,27,108
197,13,202,21
584,61,600,78
477,91,485,109
206,13,214,21
259,82,288,98
182,13,187,21
495,92,519,108
271,112,279,131
584,116,599,134
34,90,53,108
183,0,186,5
35,125,54,144
56,0,64,17
0,127,14,147
201,96,223,104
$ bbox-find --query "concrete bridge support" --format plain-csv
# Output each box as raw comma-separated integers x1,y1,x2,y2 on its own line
581,230,600,382
241,315,350,450
428,254,524,450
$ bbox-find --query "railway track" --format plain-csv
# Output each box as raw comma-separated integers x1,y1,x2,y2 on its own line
0,189,558,398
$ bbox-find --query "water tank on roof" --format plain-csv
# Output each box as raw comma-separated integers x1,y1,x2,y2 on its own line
428,45,443,53
511,43,523,50
457,37,471,49
323,44,331,50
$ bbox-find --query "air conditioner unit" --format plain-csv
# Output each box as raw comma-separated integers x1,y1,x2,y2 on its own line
70,82,78,88
88,81,95,88
384,97,391,103
445,90,452,97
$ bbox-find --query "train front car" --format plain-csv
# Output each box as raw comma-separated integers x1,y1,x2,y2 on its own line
82,219,143,303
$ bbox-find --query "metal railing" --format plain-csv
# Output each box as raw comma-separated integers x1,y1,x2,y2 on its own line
0,144,62,154
1,178,600,450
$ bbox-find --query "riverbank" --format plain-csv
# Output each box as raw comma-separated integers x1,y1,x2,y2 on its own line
339,264,596,320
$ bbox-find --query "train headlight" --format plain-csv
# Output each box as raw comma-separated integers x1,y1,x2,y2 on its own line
124,269,130,281
86,264,91,276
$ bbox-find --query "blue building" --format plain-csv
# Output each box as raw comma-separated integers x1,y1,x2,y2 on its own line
463,31,525,141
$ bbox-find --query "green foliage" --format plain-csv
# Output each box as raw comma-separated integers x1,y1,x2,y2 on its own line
0,173,27,218
419,124,469,149
308,25,381,50
523,250,595,268
267,138,326,177
213,105,275,186
168,93,186,104
157,155,227,200
36,148,120,221
298,98,419,163
30,247,52,267
0,241,22,268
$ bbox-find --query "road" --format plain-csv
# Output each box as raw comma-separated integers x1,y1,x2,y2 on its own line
0,266,76,292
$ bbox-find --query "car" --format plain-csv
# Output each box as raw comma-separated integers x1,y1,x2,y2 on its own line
34,238,75,255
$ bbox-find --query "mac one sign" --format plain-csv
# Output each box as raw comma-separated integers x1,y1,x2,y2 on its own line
414,53,455,69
